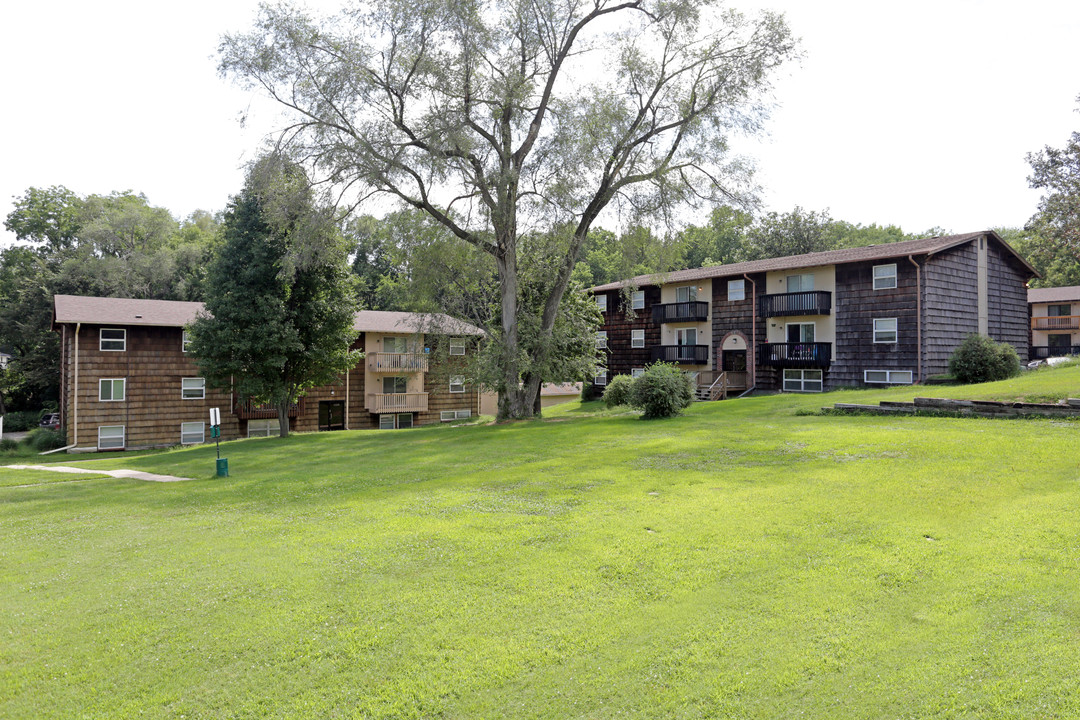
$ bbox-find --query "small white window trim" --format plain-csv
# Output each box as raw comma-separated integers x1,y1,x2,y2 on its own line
181,421,205,445
864,369,913,384
631,329,645,348
98,425,125,450
631,368,645,378
182,330,192,353
631,290,645,310
449,338,466,356
873,264,898,290
181,377,206,400
99,378,125,402
594,370,608,386
596,294,608,312
100,328,126,352
440,409,472,422
728,279,745,301
595,331,608,349
449,376,465,393
783,369,823,393
873,318,898,344
247,419,276,438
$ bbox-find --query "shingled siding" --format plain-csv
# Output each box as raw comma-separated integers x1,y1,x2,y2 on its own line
831,260,920,387
62,325,240,451
597,286,663,380
711,272,767,384
986,242,1030,358
923,243,980,375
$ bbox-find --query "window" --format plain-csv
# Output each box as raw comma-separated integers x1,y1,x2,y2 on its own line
783,369,823,393
596,331,608,349
873,318,898,343
1048,304,1072,317
99,378,125,402
181,422,205,445
728,279,745,301
182,330,192,353
449,338,466,355
873,264,898,290
631,368,645,378
631,290,645,310
1048,334,1072,349
594,370,608,386
676,328,697,346
786,322,815,343
864,370,913,384
181,377,206,399
100,328,126,352
786,273,814,292
596,294,608,312
379,413,413,430
383,376,408,394
631,329,645,348
440,409,472,421
449,376,465,393
675,285,697,303
98,425,125,450
384,336,408,353
247,419,276,438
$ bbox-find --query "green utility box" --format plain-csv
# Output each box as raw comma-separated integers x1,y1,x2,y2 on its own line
216,458,229,477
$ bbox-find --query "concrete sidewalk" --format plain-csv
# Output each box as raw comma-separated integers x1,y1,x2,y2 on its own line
6,465,195,483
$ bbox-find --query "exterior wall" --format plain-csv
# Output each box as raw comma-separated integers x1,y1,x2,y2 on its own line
763,266,837,345
596,286,663,380
1029,300,1080,357
658,279,712,369
831,259,920,387
60,324,240,451
985,241,1030,358
712,272,769,388
923,243,980,375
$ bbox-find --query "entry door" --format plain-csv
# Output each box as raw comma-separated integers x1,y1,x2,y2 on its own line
676,328,698,363
319,400,345,431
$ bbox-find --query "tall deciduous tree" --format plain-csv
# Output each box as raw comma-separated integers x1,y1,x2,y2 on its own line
219,0,797,419
1027,96,1080,276
188,154,360,437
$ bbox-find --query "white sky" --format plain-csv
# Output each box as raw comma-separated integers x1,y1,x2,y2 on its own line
1,0,1078,248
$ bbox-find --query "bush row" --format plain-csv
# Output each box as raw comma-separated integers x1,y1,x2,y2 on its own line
600,363,694,418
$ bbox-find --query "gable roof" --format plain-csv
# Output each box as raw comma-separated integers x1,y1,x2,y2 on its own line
1028,285,1080,304
589,231,1037,292
53,295,484,336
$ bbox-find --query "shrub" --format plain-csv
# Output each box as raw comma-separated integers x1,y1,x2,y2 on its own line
23,428,67,453
603,374,635,408
629,362,694,419
948,334,1021,384
2,410,42,432
580,381,605,402
0,438,19,452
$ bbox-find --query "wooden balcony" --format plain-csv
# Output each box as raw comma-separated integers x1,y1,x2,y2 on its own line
758,342,832,368
234,397,305,419
367,352,429,373
651,301,709,324
366,392,429,413
760,291,832,318
1031,315,1080,331
1030,345,1080,360
650,344,710,365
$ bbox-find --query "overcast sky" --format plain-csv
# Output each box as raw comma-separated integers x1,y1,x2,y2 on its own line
2,0,1078,248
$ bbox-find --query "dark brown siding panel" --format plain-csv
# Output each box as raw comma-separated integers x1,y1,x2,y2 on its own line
711,273,770,388
923,243,980,375
597,286,662,381
986,242,1030,358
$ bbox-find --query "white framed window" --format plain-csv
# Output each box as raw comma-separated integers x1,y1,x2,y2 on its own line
596,294,608,312
384,336,409,353
181,422,205,445
181,377,206,399
631,368,645,378
675,286,697,303
449,337,466,356
449,376,465,393
247,419,276,438
631,329,645,348
595,331,608,349
864,370,914,384
182,330,192,353
873,318,898,344
594,370,608,386
98,425,125,450
786,273,814,292
783,369,823,393
100,328,126,352
380,413,414,430
786,322,816,343
99,378,125,402
440,409,472,421
873,264,898,290
631,290,645,310
676,328,698,346
728,279,745,301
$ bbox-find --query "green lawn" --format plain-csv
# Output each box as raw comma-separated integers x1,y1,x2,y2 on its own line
2,367,1079,718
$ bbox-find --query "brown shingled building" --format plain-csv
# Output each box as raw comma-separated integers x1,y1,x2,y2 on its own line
1028,285,1080,360
52,295,484,451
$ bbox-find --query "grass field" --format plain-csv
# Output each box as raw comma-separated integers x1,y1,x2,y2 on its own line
2,366,1079,718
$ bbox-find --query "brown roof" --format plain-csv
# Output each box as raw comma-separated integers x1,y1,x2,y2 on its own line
589,231,1037,292
1028,285,1080,304
53,295,484,336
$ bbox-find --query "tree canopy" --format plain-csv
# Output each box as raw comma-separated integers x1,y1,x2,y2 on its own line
1024,96,1080,287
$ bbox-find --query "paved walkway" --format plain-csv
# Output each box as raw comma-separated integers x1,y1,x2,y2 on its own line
6,465,194,483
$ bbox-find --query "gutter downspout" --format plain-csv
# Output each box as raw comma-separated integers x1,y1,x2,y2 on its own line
744,274,757,390
42,322,79,455
908,255,923,383
344,367,350,430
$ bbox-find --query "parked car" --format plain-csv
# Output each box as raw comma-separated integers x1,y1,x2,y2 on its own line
39,413,60,430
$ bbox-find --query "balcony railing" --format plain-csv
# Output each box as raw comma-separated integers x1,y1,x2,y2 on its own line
366,392,429,413
1031,315,1080,331
234,397,305,419
760,291,832,318
651,301,710,324
758,342,832,368
650,344,710,364
367,352,429,373
1030,345,1080,360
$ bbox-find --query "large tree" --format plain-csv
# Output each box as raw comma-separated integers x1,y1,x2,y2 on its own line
219,0,797,419
188,153,360,437
1026,97,1080,279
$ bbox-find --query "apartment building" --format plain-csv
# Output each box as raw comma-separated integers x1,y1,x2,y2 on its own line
1028,285,1080,359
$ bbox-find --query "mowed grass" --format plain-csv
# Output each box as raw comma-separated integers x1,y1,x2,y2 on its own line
2,368,1079,718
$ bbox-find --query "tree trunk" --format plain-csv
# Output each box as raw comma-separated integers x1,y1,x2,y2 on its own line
495,244,531,421
276,399,291,438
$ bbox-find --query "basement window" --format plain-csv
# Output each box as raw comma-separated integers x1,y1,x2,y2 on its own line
864,370,914,384
98,425,125,450
181,422,205,445
440,409,472,422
